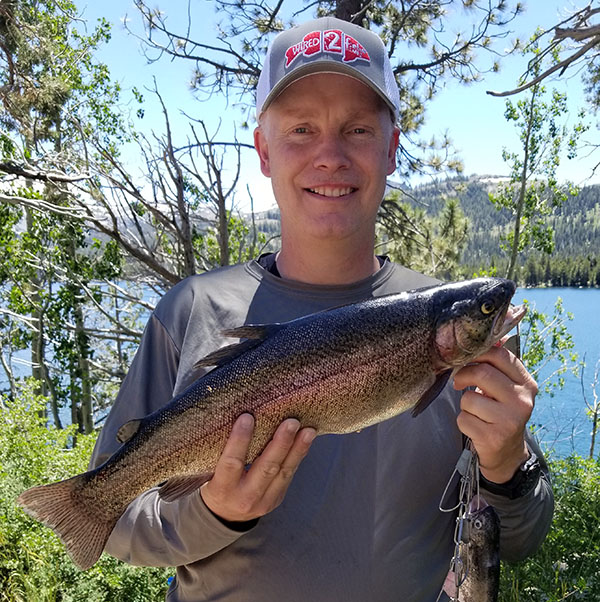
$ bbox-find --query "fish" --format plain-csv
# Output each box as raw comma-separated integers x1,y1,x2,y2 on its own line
17,277,525,570
461,496,501,601
442,495,501,601
462,504,501,601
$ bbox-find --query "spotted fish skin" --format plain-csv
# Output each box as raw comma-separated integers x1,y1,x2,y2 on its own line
461,503,501,602
17,277,524,570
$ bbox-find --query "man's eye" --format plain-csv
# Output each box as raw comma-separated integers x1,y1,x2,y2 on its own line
293,127,308,134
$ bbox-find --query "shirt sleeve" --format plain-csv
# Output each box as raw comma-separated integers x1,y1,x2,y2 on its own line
480,430,554,562
89,312,254,567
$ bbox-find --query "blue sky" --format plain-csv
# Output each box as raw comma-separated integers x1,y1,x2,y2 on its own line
74,0,600,211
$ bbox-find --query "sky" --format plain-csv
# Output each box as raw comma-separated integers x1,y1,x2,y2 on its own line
73,0,600,212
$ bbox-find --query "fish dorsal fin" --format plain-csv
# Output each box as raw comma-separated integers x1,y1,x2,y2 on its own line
411,370,453,417
116,418,143,443
194,323,283,369
158,474,213,502
221,324,272,339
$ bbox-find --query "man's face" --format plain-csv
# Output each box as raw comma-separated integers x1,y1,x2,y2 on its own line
254,73,400,244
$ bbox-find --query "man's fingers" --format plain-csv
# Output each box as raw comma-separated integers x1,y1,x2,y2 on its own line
212,413,255,485
246,419,303,486
454,345,533,392
452,345,537,484
251,423,316,511
202,416,317,522
269,427,316,486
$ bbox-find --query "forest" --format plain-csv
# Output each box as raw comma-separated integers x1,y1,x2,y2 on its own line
1,0,600,600
400,176,600,286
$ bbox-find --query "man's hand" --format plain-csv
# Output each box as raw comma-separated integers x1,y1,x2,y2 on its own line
453,344,537,484
200,414,317,523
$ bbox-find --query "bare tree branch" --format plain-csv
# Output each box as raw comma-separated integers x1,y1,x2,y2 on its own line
0,192,86,217
487,36,600,97
0,161,92,182
487,2,600,97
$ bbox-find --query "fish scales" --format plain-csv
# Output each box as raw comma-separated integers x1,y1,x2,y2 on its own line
17,277,525,570
462,503,501,601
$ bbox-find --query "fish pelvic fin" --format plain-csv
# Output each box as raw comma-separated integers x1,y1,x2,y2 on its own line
194,323,283,369
17,474,117,571
411,369,453,417
116,418,143,443
158,473,213,502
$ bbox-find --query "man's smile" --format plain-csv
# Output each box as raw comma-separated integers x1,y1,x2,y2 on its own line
305,186,357,197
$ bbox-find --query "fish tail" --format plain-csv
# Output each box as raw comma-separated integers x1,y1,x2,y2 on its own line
17,474,116,570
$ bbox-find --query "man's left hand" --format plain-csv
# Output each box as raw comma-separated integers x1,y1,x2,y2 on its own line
453,344,538,484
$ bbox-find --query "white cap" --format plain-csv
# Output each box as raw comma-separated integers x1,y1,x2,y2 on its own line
256,17,400,120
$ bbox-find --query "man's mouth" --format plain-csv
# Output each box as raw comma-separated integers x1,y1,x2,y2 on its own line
306,186,357,197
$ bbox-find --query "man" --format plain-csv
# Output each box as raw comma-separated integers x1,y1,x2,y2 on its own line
90,17,553,601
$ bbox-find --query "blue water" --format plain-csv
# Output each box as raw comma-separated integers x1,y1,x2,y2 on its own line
513,288,600,458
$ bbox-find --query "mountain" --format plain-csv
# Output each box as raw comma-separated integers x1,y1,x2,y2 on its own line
402,175,600,263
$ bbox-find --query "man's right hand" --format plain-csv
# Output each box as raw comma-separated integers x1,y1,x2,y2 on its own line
200,413,317,523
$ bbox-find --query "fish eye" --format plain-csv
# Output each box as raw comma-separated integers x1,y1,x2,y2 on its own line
474,518,483,529
481,301,495,315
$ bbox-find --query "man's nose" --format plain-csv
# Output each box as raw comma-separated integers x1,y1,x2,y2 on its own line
312,132,351,171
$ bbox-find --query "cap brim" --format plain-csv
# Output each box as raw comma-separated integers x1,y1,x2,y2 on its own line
257,62,397,119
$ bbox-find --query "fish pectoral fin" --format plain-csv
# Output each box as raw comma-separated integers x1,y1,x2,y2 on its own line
411,370,452,417
116,419,143,443
158,474,213,502
195,324,283,369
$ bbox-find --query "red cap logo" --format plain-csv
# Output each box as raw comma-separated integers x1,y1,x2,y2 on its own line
285,29,371,68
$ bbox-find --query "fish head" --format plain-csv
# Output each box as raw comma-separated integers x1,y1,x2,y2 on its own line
466,505,500,547
433,277,526,368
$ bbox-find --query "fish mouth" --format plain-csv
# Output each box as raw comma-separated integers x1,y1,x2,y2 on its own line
492,302,527,340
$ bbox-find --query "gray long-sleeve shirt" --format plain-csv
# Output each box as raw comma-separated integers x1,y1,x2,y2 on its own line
90,259,554,601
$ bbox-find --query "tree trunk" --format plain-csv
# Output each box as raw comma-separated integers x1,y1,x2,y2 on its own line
506,87,539,281
74,299,93,434
335,0,366,22
25,206,49,403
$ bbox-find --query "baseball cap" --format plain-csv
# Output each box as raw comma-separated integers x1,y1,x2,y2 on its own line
256,17,400,120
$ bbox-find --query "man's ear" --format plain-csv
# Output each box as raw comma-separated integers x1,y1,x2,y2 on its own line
254,127,271,177
387,126,400,176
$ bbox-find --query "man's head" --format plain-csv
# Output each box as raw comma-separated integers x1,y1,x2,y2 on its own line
256,17,400,123
254,18,400,253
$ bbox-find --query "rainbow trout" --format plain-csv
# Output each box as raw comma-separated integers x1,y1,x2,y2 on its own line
18,277,525,570
442,495,501,601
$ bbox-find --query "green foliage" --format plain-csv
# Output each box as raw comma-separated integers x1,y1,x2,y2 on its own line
195,212,267,269
0,200,126,430
398,176,600,287
489,33,586,280
0,381,171,601
500,454,600,601
376,192,469,279
520,297,578,397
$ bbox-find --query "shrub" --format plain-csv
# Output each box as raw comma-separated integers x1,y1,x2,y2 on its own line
0,382,171,602
500,454,600,601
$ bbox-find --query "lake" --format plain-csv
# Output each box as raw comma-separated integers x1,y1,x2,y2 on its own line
513,287,600,458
